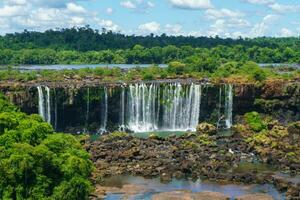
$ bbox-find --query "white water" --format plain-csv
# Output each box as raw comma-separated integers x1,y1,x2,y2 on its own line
127,83,202,132
98,87,108,134
217,84,234,129
225,84,233,129
119,85,126,131
37,86,51,124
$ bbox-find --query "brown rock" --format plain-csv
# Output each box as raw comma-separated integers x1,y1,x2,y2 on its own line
196,123,217,135
235,194,274,200
152,191,229,200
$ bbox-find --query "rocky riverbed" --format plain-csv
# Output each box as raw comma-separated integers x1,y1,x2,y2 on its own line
86,120,300,199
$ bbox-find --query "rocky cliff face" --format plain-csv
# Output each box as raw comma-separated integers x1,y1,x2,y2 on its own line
1,80,299,133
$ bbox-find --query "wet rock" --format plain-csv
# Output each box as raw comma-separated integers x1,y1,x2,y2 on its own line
287,121,300,144
196,123,217,135
160,172,172,183
235,194,274,200
152,191,229,200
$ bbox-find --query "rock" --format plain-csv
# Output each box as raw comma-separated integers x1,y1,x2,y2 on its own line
196,123,217,135
152,191,229,200
152,191,193,200
235,194,274,200
193,191,230,200
160,172,172,182
287,121,300,144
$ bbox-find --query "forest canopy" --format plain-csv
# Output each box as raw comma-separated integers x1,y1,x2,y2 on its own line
0,94,93,199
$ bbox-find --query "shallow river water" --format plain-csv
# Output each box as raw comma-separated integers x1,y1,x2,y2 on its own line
101,175,284,200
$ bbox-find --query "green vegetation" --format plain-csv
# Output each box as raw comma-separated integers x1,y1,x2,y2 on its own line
1,27,300,65
237,112,300,166
244,112,267,132
0,94,93,199
1,61,299,83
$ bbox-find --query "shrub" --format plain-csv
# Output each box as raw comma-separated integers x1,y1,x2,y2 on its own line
244,112,267,132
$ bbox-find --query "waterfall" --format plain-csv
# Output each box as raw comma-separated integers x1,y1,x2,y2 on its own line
119,86,126,131
37,86,51,124
37,86,45,120
86,87,90,125
225,84,233,129
128,83,159,132
98,87,108,134
54,88,58,130
127,83,202,132
217,84,234,129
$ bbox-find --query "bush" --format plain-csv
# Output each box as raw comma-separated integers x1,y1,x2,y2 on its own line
244,112,267,132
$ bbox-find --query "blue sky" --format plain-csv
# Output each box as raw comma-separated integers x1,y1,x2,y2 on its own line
0,0,300,37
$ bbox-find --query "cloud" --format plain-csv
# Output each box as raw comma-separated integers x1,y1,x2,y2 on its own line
280,28,294,37
98,19,120,32
66,2,86,14
242,0,275,5
165,24,182,35
169,0,212,10
120,0,155,12
269,3,300,13
106,7,113,15
0,5,26,17
120,1,136,9
250,14,279,37
138,21,160,33
205,9,244,20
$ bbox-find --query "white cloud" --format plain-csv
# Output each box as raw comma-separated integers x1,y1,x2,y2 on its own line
106,7,113,14
280,28,294,37
98,19,120,32
250,14,279,37
120,0,155,12
66,2,86,14
4,0,27,5
169,0,212,9
269,3,300,13
147,1,155,8
165,24,182,35
120,1,137,9
242,0,275,5
205,9,244,20
0,5,26,17
138,21,160,33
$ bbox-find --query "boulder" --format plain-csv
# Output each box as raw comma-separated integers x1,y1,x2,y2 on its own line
196,123,217,135
287,121,300,144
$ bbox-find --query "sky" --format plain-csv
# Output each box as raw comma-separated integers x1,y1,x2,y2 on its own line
0,0,300,38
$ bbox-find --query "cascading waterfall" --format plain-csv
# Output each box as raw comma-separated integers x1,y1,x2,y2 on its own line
35,82,233,133
98,87,108,134
128,83,159,132
224,84,233,129
217,84,234,129
37,86,51,124
127,83,202,132
119,86,126,131
54,88,58,130
86,87,90,125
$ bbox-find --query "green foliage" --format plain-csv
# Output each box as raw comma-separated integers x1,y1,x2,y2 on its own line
195,134,217,147
0,94,93,199
244,112,267,132
105,131,129,140
167,61,188,75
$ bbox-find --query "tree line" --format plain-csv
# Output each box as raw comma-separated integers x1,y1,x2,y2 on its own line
1,26,300,51
0,44,299,65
